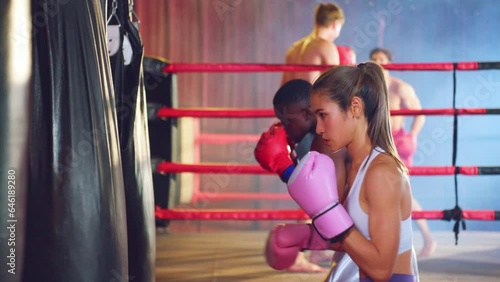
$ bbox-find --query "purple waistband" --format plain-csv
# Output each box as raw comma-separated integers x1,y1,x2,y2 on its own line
360,274,416,282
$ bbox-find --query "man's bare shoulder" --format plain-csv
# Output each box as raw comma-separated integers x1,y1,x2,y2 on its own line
307,37,336,50
388,76,405,86
287,37,308,51
285,37,308,61
302,38,337,64
389,76,414,94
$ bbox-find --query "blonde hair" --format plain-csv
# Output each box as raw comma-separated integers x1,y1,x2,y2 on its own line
311,62,408,173
315,3,345,27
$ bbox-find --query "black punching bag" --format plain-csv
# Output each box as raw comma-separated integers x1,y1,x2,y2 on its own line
23,0,128,281
108,0,155,280
0,1,31,282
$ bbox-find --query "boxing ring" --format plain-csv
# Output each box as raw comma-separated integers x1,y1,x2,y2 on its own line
147,60,500,281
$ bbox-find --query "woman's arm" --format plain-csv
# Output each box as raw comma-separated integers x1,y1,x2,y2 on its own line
339,161,404,281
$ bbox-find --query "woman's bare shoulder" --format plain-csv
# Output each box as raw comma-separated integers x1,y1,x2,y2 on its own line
365,153,405,192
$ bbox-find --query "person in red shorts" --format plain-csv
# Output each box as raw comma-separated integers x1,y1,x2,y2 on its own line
370,47,436,257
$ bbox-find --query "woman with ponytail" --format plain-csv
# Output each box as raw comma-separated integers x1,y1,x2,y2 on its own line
311,62,418,282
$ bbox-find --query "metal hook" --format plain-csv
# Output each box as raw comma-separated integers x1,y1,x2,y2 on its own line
128,0,140,29
107,0,121,26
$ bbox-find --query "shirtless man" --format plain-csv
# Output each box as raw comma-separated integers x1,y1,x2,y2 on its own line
282,3,345,85
370,47,437,257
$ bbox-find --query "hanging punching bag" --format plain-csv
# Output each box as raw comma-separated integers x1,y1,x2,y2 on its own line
0,1,31,282
107,0,155,280
23,0,128,281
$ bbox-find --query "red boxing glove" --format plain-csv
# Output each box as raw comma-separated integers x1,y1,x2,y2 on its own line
337,45,356,65
254,122,295,182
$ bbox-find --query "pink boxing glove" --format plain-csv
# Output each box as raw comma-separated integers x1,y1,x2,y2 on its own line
287,151,353,241
265,223,330,270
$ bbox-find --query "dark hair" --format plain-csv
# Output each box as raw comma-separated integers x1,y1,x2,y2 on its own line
315,3,345,27
369,47,393,62
273,79,312,107
311,62,407,173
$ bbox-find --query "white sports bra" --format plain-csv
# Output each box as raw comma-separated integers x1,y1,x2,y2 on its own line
345,147,413,254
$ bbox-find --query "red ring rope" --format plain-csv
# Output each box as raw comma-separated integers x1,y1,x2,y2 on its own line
157,107,498,119
155,208,499,221
156,162,498,176
161,62,500,73
197,133,260,144
153,59,500,241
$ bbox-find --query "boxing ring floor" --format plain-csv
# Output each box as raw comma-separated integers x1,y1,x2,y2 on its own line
155,224,500,282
